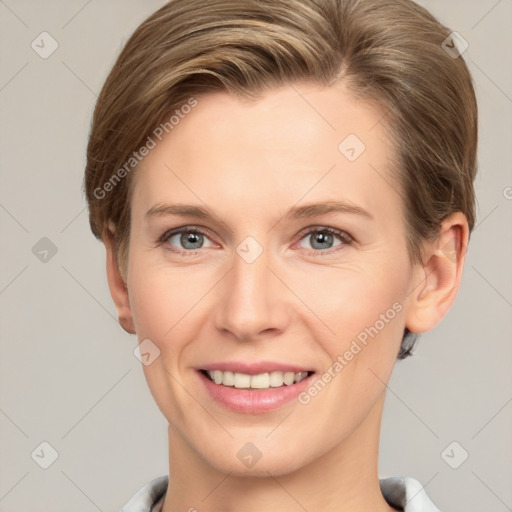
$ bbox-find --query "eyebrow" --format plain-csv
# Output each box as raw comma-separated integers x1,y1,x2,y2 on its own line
145,200,374,222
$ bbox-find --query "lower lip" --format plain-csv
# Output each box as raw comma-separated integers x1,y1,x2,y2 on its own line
197,370,314,414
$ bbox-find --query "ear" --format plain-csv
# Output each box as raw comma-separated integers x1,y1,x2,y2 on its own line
405,212,469,334
104,223,136,335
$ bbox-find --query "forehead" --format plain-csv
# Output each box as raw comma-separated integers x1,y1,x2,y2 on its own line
131,81,401,224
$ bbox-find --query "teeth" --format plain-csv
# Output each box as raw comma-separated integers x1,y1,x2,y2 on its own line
206,370,309,389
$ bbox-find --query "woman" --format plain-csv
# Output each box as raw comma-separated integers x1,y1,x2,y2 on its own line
83,0,477,510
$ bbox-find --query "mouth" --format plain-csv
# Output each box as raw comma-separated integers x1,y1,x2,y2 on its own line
199,369,315,390
196,367,316,414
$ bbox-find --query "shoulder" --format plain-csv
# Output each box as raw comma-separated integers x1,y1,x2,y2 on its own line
121,475,169,512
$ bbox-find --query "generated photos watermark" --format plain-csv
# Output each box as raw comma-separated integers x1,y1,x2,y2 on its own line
298,300,403,405
93,97,198,200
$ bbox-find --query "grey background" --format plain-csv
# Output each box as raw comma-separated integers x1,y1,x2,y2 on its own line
0,1,511,511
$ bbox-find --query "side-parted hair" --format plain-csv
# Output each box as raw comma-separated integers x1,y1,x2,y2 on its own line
83,0,478,359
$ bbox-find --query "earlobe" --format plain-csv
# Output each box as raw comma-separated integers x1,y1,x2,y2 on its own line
104,228,136,335
405,212,469,335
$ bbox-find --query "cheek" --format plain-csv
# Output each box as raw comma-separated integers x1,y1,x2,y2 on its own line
127,262,204,419
295,262,407,400
127,255,200,340
128,280,171,340
295,264,406,340
298,271,406,432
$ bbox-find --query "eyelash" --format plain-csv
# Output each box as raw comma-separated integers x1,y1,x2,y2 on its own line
157,225,354,257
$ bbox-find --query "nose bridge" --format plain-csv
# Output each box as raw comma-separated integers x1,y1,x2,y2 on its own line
214,235,288,339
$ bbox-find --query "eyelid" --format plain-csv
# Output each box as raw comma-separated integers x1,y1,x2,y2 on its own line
158,225,216,250
158,224,355,255
295,225,354,243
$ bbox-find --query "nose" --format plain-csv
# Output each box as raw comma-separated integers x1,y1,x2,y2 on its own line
213,241,291,342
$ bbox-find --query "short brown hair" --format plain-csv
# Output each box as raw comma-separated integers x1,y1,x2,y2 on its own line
83,0,478,359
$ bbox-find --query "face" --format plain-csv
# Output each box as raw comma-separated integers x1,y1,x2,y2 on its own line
120,82,421,475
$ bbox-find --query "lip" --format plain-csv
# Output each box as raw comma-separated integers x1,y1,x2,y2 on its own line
198,361,315,375
196,368,315,414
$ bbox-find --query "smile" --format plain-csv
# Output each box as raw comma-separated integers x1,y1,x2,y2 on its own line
201,369,312,389
197,369,316,414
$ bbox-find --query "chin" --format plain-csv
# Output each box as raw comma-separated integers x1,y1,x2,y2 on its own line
208,452,306,478
193,434,312,478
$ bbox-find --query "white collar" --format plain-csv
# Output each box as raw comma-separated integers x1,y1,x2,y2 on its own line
122,474,441,512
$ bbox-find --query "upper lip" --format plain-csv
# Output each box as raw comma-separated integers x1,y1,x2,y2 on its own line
198,361,315,375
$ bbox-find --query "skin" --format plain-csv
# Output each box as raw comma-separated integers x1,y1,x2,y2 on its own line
104,81,469,512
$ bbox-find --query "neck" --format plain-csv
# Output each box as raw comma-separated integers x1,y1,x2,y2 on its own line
161,391,398,512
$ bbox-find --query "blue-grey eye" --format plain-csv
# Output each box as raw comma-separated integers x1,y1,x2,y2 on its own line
164,228,214,251
298,228,347,251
